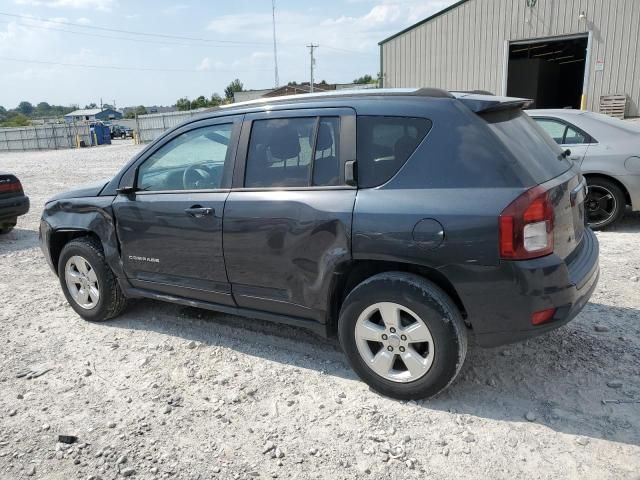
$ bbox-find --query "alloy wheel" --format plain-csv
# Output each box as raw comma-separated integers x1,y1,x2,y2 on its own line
64,255,100,310
586,185,617,228
354,302,435,383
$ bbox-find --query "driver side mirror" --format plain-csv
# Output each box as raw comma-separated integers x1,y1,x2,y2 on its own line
116,186,138,195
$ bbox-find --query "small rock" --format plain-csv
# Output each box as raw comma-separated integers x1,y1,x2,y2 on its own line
338,392,346,398
381,453,390,462
631,276,638,282
594,324,610,333
462,431,475,443
262,441,276,455
308,447,318,455
276,459,283,467
58,435,78,444
462,447,471,454
17,393,24,399
108,422,116,429
186,341,197,349
26,465,36,476
403,434,411,443
121,468,136,477
525,411,537,422
83,369,92,377
274,447,285,459
212,466,221,473
163,405,172,414
442,447,450,456
606,380,623,389
406,459,415,469
116,455,127,465
42,424,50,431
576,437,589,446
8,409,17,417
150,467,159,474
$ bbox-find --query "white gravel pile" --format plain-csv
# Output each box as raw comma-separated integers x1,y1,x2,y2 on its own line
0,142,639,479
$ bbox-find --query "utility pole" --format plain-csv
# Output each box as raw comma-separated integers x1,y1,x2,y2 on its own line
272,0,279,88
307,44,319,93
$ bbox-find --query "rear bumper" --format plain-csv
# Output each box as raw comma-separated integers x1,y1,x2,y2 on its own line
0,195,29,223
450,228,600,347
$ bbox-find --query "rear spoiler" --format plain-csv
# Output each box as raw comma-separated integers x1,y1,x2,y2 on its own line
451,92,533,113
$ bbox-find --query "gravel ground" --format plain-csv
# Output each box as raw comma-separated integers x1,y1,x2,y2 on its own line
1,141,639,480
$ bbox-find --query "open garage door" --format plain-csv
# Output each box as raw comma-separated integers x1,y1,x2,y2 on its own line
507,36,588,109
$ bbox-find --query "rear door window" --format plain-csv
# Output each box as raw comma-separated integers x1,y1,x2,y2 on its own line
483,109,570,183
244,116,341,188
357,116,432,188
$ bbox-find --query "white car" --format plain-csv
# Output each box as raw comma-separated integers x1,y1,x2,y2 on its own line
526,109,640,229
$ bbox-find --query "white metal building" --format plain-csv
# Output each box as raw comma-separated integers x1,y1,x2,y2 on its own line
379,0,640,117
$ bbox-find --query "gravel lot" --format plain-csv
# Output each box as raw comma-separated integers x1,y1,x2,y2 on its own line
1,142,639,480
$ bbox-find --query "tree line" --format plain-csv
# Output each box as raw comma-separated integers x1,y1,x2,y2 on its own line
0,101,76,127
175,79,244,111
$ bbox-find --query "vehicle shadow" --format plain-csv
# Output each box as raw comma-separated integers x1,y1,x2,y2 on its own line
603,210,640,232
0,228,40,254
108,299,640,447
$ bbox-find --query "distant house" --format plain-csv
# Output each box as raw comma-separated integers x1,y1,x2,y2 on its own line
64,108,122,123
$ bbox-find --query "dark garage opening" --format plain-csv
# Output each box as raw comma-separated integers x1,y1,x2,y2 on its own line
507,36,588,109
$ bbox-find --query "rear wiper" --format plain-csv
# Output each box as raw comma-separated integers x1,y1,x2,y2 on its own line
559,149,571,161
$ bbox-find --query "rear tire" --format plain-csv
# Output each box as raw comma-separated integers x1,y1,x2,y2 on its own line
58,237,127,322
586,178,625,230
338,272,467,400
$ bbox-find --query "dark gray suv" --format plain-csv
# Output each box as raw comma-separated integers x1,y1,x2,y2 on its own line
40,89,599,399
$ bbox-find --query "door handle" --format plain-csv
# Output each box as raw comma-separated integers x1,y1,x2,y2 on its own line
185,206,214,218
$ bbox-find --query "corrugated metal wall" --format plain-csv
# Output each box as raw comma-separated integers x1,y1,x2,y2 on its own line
0,124,91,151
136,108,209,143
381,0,640,116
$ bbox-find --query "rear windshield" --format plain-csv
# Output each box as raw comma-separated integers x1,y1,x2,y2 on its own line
483,109,571,183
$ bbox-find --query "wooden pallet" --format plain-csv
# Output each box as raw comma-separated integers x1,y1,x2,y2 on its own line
599,94,627,119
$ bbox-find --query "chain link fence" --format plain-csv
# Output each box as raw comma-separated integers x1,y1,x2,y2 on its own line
0,123,92,152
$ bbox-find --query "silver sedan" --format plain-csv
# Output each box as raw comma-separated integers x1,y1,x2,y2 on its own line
526,109,640,229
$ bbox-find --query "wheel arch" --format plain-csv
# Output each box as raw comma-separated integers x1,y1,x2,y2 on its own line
326,259,468,337
583,173,632,208
49,229,102,275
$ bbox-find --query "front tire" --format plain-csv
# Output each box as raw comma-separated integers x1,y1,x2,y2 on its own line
586,178,625,230
338,272,467,400
58,237,127,321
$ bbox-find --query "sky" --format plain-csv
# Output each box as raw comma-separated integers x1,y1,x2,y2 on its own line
0,0,457,109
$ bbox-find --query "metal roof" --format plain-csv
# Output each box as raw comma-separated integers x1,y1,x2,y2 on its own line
379,0,470,45
65,108,114,117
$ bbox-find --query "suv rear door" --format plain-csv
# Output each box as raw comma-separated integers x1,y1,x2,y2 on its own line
223,108,356,322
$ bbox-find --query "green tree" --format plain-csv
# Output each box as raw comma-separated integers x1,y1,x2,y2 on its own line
176,97,191,111
224,79,244,100
84,102,98,109
191,95,208,109
0,113,30,127
209,93,223,107
17,101,34,116
102,104,114,110
353,74,374,84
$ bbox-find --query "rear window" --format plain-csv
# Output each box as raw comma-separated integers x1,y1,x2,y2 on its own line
483,109,570,183
357,116,432,188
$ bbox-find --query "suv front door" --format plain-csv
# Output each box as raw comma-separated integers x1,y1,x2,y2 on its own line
113,116,242,305
223,108,357,322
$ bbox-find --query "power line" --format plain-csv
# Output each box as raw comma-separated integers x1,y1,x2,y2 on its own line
0,19,257,48
0,55,272,73
0,11,269,46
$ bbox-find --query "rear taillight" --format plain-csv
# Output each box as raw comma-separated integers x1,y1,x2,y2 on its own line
500,185,554,260
531,308,556,326
0,178,23,195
